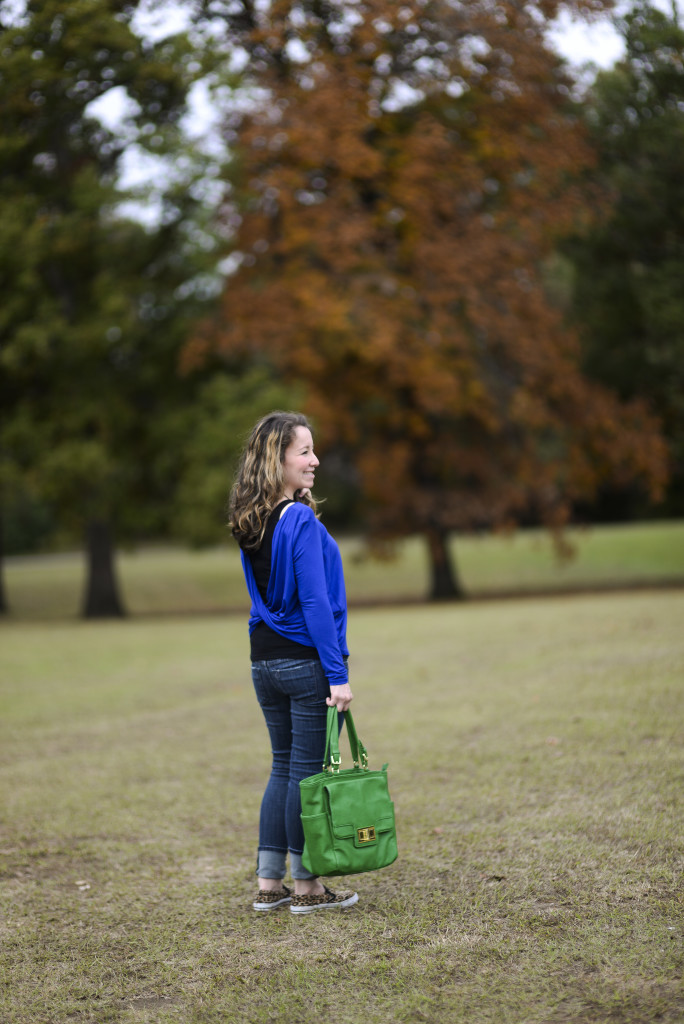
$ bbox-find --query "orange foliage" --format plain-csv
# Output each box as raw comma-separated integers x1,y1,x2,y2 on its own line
197,0,666,539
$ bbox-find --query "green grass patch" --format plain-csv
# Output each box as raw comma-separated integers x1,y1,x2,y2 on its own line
5,519,684,619
1,592,682,1022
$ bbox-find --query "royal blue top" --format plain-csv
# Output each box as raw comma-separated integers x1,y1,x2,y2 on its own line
240,502,349,688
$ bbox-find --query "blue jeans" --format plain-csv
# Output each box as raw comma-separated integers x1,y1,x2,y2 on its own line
251,658,338,881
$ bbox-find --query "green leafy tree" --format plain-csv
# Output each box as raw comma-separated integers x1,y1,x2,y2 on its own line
565,2,684,516
0,0,225,615
154,364,304,547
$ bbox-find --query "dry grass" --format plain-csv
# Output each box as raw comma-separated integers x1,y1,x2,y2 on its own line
1,591,683,1023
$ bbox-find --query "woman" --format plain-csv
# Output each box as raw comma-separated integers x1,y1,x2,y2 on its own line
229,411,358,914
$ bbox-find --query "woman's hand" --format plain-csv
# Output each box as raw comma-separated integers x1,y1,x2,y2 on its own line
327,683,353,713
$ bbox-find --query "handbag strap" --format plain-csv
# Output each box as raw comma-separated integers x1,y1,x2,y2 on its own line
323,705,369,773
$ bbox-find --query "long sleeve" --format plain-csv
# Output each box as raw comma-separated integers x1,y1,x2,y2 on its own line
291,511,348,688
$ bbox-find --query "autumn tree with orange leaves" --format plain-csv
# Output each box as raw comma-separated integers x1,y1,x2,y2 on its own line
187,0,668,598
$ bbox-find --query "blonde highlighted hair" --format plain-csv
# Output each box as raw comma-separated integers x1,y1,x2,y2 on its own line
229,411,317,550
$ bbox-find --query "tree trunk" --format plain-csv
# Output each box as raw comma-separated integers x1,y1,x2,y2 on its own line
82,519,126,618
425,527,465,601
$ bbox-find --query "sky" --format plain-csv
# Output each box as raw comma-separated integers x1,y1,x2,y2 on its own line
4,0,682,214
548,10,625,70
128,0,680,70
4,0,681,72
108,1,659,201
96,0,683,147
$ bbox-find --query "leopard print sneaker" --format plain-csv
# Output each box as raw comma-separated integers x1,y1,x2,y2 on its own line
252,885,292,911
290,885,359,914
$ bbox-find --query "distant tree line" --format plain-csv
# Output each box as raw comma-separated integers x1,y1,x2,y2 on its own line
1,0,681,614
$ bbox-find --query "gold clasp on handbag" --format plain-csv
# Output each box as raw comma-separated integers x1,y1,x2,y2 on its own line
357,826,376,843
326,754,341,774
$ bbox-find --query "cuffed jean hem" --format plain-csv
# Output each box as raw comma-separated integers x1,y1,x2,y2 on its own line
290,851,316,881
256,848,316,881
256,848,286,880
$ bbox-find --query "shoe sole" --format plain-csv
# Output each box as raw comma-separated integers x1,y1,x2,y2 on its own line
253,898,292,912
290,893,359,914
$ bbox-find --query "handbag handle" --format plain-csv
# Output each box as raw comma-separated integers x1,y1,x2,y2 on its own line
323,705,369,773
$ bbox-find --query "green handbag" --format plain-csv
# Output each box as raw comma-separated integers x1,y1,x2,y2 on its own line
300,706,398,877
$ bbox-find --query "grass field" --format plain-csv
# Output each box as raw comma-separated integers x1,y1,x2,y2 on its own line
4,519,684,619
1,590,682,1023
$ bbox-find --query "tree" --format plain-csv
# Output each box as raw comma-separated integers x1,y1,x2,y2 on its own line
187,0,667,598
564,1,684,517
0,0,224,615
154,364,305,547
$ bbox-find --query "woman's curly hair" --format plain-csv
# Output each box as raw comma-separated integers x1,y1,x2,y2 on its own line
229,411,317,550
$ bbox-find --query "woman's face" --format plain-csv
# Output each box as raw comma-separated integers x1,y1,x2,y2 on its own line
282,426,319,499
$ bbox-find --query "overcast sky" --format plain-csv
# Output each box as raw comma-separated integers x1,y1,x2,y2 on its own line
5,0,681,69
127,0,680,67
109,0,682,139
5,0,681,215
7,0,681,136
112,1,665,199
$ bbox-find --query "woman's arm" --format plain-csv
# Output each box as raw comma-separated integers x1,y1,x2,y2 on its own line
291,510,352,705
